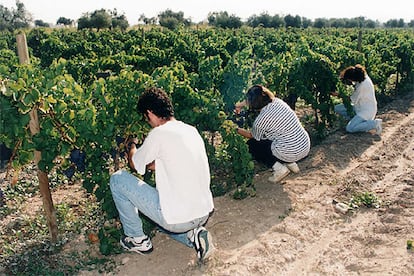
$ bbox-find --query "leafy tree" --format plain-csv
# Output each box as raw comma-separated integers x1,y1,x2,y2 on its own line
208,11,242,29
110,10,128,30
270,15,285,28
314,18,329,28
342,17,365,28
397,19,405,28
301,17,312,28
284,14,301,28
56,17,73,26
138,14,157,25
385,18,405,28
0,5,13,31
364,19,378,28
112,14,128,30
77,15,91,30
330,18,346,28
158,9,190,29
247,13,284,28
408,20,414,28
247,13,272,28
34,19,49,27
0,0,32,31
90,9,112,30
12,0,32,29
77,9,112,30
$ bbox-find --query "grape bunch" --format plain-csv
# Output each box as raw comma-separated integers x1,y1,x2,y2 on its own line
0,188,5,207
0,143,12,169
114,136,127,159
62,149,86,179
70,149,86,172
230,110,257,128
62,166,75,179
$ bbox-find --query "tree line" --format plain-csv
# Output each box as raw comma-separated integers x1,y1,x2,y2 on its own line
1,1,413,31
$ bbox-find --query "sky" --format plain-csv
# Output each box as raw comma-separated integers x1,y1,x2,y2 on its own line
1,0,412,25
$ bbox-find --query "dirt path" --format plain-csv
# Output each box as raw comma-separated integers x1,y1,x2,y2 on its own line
82,92,414,275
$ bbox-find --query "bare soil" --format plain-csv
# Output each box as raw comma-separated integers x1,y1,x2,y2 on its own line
93,90,414,276
2,91,414,275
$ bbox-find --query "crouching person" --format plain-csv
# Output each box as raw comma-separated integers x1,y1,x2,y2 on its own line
110,87,215,261
235,85,311,183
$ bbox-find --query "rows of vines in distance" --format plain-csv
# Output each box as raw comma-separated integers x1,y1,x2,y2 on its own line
1,26,413,254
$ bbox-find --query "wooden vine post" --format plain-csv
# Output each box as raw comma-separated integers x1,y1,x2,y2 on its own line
16,33,58,242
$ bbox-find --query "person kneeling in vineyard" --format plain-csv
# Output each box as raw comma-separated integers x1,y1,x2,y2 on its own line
109,87,215,261
234,85,311,183
333,64,382,135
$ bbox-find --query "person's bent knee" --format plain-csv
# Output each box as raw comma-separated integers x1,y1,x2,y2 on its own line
345,125,357,133
109,170,126,191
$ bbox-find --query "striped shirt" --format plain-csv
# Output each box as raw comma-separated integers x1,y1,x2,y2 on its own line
251,98,310,162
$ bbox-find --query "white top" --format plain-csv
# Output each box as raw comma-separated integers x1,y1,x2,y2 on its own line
252,98,311,163
132,120,214,224
350,76,377,120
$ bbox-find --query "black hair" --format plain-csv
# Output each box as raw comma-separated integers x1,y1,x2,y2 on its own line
137,87,174,119
339,64,367,83
246,85,272,110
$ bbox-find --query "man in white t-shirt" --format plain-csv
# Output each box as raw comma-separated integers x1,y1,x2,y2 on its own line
110,87,214,261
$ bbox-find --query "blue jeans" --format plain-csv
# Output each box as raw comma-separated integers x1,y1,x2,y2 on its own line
109,170,209,248
334,104,376,133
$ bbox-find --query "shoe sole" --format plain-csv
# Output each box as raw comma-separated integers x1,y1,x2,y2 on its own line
195,229,215,261
268,169,290,182
120,239,153,255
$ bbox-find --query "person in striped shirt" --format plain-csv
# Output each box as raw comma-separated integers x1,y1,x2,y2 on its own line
235,85,311,182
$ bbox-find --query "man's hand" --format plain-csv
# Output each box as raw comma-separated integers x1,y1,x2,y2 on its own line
126,138,139,171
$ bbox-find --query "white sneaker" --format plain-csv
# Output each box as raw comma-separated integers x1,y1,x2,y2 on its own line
286,162,300,173
375,119,382,135
268,162,290,182
120,235,153,254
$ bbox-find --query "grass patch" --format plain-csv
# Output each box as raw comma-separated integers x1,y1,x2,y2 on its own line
0,166,117,275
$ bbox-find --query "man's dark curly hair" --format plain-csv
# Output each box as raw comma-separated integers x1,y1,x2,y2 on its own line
339,64,367,83
137,87,174,119
246,85,272,111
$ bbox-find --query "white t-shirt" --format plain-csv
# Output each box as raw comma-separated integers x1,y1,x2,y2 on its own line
132,120,214,224
350,76,377,120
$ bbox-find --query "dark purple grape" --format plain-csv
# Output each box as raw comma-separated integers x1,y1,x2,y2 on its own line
63,166,75,179
0,144,12,169
110,148,118,159
77,162,85,172
0,188,5,207
69,149,86,172
115,136,125,147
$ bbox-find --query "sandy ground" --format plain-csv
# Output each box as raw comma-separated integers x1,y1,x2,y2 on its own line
77,90,414,275
2,91,413,275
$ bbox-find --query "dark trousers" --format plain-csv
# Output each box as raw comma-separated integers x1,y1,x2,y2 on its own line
247,139,278,168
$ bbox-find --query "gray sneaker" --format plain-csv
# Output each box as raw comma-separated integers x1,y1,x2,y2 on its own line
192,226,214,261
120,235,153,254
268,162,290,182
